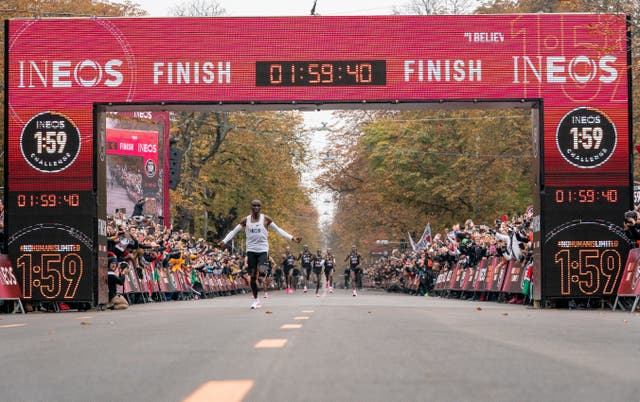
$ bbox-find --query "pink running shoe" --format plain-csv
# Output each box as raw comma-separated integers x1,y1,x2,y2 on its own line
352,289,357,297
263,292,268,299
329,287,333,293
316,292,319,298
303,286,308,293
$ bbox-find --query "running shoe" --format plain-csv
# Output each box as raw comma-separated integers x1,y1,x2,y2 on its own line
352,289,357,297
250,299,262,309
316,292,319,297
329,286,333,293
263,292,268,299
303,286,308,293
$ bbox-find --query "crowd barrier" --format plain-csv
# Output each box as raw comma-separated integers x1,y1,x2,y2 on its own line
118,261,250,305
429,251,640,312
433,257,530,302
5,251,640,311
613,248,640,312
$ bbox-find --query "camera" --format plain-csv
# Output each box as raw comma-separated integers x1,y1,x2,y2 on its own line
624,211,637,226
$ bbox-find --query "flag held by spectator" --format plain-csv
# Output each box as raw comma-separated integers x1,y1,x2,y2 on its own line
408,232,417,251
409,223,432,251
522,263,533,296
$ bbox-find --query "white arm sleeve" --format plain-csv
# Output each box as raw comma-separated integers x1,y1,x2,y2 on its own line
494,232,509,242
269,222,293,241
222,224,243,244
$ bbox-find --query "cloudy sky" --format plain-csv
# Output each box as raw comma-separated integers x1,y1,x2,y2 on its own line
133,0,403,17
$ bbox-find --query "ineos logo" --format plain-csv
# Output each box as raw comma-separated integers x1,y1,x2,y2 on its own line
512,55,618,84
18,59,124,88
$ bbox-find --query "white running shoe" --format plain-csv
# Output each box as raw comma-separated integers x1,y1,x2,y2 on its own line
352,289,357,297
250,299,262,309
303,286,308,293
263,292,268,299
329,286,333,293
316,292,319,298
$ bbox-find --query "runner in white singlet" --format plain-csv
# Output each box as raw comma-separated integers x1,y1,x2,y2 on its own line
220,200,301,309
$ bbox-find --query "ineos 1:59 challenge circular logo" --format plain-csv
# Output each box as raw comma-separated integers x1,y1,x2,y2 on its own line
20,112,81,173
556,107,616,169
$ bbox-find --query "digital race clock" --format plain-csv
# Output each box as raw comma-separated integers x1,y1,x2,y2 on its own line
551,187,621,205
8,191,92,216
256,60,386,86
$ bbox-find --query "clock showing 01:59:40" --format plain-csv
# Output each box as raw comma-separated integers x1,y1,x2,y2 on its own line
11,191,87,211
551,187,620,205
256,60,386,86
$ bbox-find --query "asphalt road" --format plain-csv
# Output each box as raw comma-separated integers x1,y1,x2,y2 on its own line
1,290,639,402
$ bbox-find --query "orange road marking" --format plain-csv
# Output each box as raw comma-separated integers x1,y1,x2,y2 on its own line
183,380,254,402
280,324,303,329
0,324,26,329
294,316,309,320
254,339,288,348
75,316,93,319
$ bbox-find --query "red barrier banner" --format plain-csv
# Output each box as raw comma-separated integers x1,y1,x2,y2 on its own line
174,271,185,292
473,258,488,292
490,258,508,293
434,272,446,290
443,269,453,291
462,267,476,291
616,248,640,296
483,257,500,291
210,275,218,292
123,268,143,294
197,272,210,292
215,275,225,292
452,264,466,291
159,268,176,292
140,267,156,295
502,260,526,293
448,264,462,291
0,255,22,299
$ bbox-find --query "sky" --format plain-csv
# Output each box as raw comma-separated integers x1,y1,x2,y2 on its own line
133,0,405,17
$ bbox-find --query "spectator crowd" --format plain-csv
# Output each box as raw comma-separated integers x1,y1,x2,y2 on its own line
361,209,535,303
105,209,249,309
104,205,539,308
